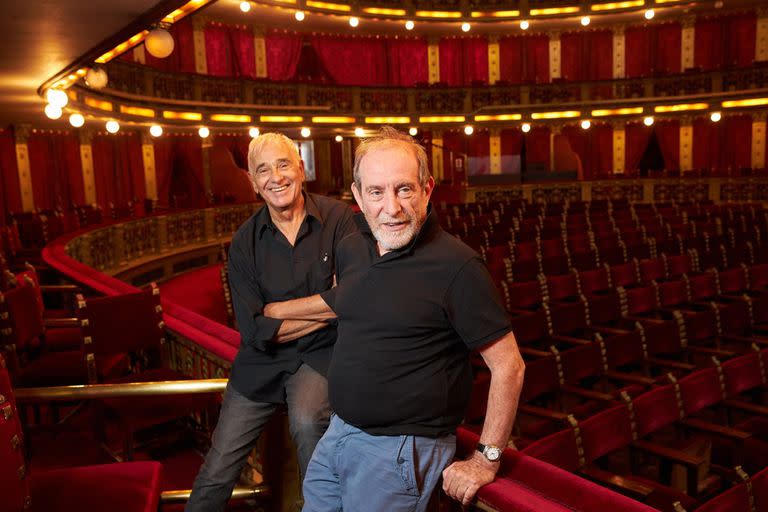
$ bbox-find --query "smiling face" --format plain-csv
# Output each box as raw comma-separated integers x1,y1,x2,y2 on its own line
249,138,305,213
352,144,434,254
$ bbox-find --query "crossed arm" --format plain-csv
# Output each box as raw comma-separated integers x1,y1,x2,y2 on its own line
264,295,336,343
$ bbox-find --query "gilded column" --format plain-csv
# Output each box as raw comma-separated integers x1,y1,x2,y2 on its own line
428,37,440,84
141,131,158,201
193,16,208,75
612,122,626,174
14,125,34,212
79,129,97,205
612,25,625,79
757,8,768,62
752,112,767,170
431,131,444,182
679,118,694,172
488,35,500,85
549,31,561,81
681,16,695,72
133,45,146,64
489,129,502,175
253,26,268,78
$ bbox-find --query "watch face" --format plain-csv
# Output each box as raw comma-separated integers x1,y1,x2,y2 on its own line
486,446,501,461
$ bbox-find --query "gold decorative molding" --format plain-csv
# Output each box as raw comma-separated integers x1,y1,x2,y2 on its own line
613,126,626,174
142,143,158,201
428,41,440,84
254,32,267,79
679,122,693,172
488,38,500,86
753,118,767,170
14,140,34,212
80,143,96,205
133,45,146,65
549,32,561,81
192,16,208,75
612,26,625,79
431,132,444,182
757,14,768,62
681,22,695,71
489,129,501,175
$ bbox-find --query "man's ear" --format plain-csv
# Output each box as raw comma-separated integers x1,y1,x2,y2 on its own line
423,176,435,200
351,182,363,209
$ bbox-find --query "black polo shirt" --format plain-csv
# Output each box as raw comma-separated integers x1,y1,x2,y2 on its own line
322,207,512,436
228,193,356,403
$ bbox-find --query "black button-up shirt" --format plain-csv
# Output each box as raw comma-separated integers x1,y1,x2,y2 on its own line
322,207,512,436
228,193,356,402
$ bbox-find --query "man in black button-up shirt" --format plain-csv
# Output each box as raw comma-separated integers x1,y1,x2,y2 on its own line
186,133,355,512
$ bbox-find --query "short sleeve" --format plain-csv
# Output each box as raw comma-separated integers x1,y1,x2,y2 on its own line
444,257,512,350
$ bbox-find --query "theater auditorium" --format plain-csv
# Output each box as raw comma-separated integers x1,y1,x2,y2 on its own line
1,0,768,510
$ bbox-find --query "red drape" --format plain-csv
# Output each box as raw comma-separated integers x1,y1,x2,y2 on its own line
265,30,303,81
91,133,145,210
205,22,256,79
387,37,429,86
526,127,551,170
695,17,724,70
439,37,489,86
560,30,612,82
438,38,462,86
167,135,207,209
654,120,680,171
0,128,21,218
562,124,613,179
500,129,523,174
152,138,173,209
626,23,681,77
655,23,681,76
312,35,388,86
467,130,491,176
724,13,756,67
499,35,549,84
692,117,720,171
625,26,652,78
143,18,195,73
27,132,84,211
625,122,653,175
722,115,753,170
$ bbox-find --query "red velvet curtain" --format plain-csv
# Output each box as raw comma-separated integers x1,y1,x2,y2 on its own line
27,132,84,211
442,130,465,183
692,117,721,171
560,30,612,82
439,38,462,86
265,30,303,81
695,17,724,70
625,26,652,78
724,13,756,67
152,138,173,209
212,134,249,170
526,127,551,170
655,23,681,75
167,135,207,209
141,19,195,72
495,34,554,84
312,35,388,86
625,122,653,175
500,128,523,174
387,37,429,86
205,22,256,79
91,133,144,210
560,32,584,81
654,120,680,171
0,128,21,219
562,124,612,179
626,23,681,77
722,115,753,170
439,37,489,86
467,130,491,176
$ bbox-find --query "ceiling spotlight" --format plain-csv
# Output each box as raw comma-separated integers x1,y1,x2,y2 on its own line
710,112,722,122
145,27,175,59
106,120,120,134
644,9,655,20
354,127,365,137
46,89,68,108
295,10,305,21
249,127,260,138
85,67,108,89
405,20,414,30
464,125,474,135
240,1,251,12
521,123,531,133
349,16,359,28
581,16,591,26
69,113,85,128
335,135,343,142
643,116,654,127
520,20,529,30
409,127,418,136
301,127,311,138
580,120,591,130
44,104,62,120
198,126,210,138
150,124,163,137
461,22,471,32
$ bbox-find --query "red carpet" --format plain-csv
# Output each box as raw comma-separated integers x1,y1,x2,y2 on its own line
159,265,229,326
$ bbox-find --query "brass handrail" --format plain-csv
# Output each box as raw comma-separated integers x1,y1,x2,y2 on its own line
14,378,227,402
160,485,271,503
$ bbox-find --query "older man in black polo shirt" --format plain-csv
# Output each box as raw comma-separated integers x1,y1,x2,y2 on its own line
266,127,525,511
185,133,356,512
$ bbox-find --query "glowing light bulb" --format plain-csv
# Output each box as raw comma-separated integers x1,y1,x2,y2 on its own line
335,135,343,142
46,89,68,108
405,20,414,30
580,120,591,130
464,125,474,135
44,104,62,119
150,125,163,137
198,126,210,138
354,127,364,137
69,113,85,127
643,116,654,127
711,112,722,122
349,16,359,28
581,16,591,27
240,1,251,12
461,22,471,32
520,20,529,30
644,9,655,20
409,127,418,136
106,120,120,133
521,123,531,133
249,127,260,138
295,10,305,21
301,127,311,138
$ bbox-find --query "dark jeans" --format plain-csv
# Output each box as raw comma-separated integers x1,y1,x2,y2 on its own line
185,364,330,512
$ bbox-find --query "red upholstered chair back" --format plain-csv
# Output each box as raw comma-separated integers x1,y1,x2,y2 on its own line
580,404,634,463
604,330,646,370
521,425,582,472
679,367,726,416
718,267,748,295
0,355,31,511
508,310,549,346
578,266,612,296
518,355,559,403
722,349,767,398
1,279,44,353
631,384,682,439
626,285,659,315
688,271,719,302
561,342,604,387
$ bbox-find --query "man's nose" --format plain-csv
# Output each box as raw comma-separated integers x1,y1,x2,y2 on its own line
383,191,402,216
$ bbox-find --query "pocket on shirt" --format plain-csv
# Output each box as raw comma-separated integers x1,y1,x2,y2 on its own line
308,256,334,293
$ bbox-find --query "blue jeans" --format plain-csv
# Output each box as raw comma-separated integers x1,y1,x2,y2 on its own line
302,415,456,512
186,364,331,512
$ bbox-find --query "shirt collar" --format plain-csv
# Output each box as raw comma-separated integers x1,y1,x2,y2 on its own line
256,192,322,239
